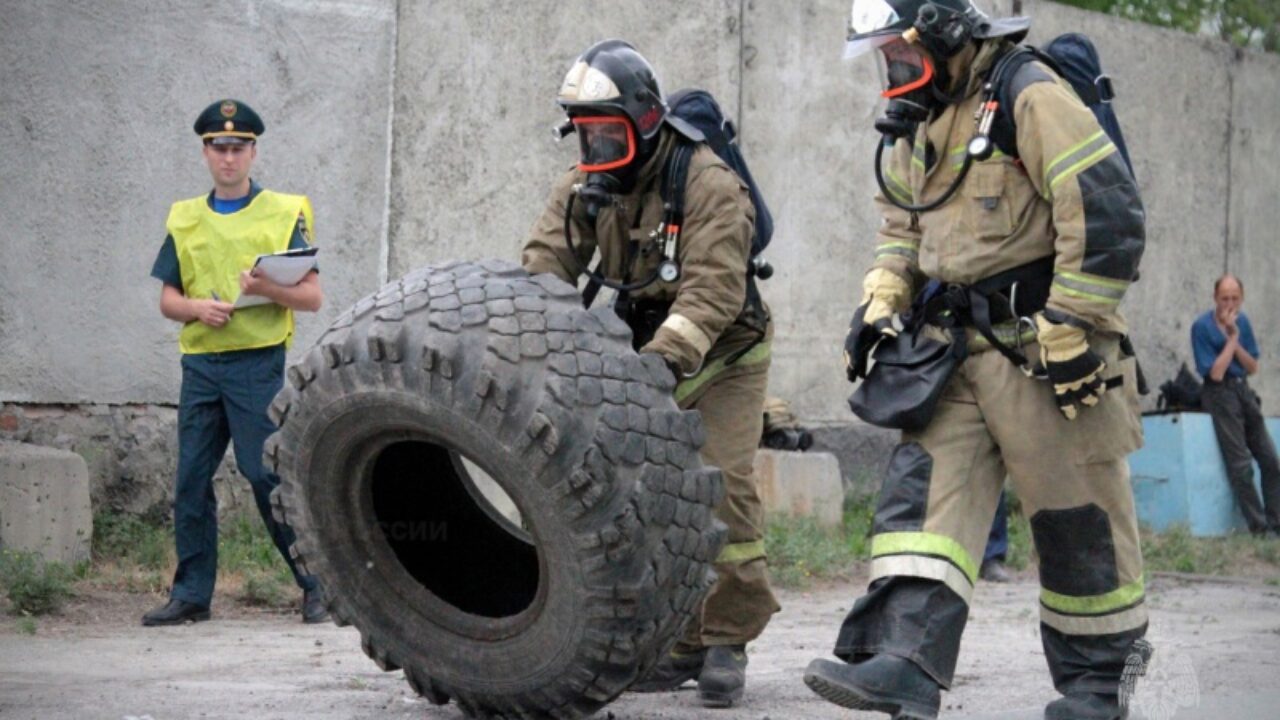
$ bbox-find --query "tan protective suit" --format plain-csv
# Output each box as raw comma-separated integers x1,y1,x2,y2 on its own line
523,127,780,648
836,40,1148,694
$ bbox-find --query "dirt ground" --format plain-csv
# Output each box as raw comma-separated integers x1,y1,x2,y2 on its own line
2,574,1279,720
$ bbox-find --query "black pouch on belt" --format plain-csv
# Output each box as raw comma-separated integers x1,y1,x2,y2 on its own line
847,323,968,433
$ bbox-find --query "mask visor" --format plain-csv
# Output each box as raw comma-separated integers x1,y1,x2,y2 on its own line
844,0,901,59
876,40,934,98
573,116,636,173
844,31,902,60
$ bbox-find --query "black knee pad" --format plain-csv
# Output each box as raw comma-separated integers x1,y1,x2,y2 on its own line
1031,503,1118,596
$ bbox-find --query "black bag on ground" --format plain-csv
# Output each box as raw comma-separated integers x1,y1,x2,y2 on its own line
1156,363,1203,412
848,325,968,433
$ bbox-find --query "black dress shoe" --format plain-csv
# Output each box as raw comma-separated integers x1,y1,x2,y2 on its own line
302,587,330,624
142,599,210,626
980,557,1012,583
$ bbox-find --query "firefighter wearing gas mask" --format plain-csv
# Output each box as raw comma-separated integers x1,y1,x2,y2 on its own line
804,2,1150,719
521,40,779,709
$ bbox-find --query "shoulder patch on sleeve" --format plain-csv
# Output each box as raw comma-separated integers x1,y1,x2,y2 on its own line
1008,60,1057,106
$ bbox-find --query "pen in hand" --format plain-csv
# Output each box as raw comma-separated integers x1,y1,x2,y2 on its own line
210,291,232,315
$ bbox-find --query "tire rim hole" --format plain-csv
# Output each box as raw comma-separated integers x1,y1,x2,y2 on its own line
370,440,540,619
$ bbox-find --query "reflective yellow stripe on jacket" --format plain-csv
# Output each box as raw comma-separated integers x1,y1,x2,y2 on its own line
674,341,771,404
168,189,312,354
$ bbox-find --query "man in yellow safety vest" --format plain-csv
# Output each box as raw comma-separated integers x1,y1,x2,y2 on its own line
143,99,326,626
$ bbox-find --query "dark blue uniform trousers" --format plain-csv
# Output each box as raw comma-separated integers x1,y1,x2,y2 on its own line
170,344,316,607
984,490,1009,562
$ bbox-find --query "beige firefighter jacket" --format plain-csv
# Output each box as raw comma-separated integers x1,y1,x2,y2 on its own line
871,41,1145,337
523,127,768,375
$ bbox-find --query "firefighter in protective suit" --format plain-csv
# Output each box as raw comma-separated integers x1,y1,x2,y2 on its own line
521,40,780,708
803,2,1150,719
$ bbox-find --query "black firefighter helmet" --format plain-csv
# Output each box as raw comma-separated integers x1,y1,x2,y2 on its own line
557,39,669,175
844,0,1030,63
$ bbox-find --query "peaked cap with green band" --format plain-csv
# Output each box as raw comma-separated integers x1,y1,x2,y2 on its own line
194,99,264,145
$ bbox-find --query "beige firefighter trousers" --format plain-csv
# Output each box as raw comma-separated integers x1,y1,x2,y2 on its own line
870,332,1147,637
672,343,780,649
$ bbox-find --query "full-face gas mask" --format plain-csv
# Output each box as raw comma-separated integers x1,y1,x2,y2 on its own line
845,0,982,138
844,0,1033,212
569,113,642,219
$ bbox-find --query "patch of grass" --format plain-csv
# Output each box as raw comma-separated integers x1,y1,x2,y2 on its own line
219,515,295,608
87,510,295,607
218,515,288,575
92,511,172,570
1005,491,1033,572
765,493,877,589
240,570,289,607
16,617,37,635
1141,525,1280,576
1142,525,1215,574
0,550,75,615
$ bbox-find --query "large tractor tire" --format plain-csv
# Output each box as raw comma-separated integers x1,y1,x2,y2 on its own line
266,259,725,718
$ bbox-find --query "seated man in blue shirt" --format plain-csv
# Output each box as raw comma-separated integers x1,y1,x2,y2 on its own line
1191,274,1280,537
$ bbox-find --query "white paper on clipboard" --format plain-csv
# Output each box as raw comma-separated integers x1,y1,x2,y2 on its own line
234,247,319,308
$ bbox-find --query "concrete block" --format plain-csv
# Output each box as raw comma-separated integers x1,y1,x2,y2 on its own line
755,449,845,528
0,442,93,564
808,423,897,495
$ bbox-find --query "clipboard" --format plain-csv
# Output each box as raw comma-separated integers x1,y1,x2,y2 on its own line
234,247,319,308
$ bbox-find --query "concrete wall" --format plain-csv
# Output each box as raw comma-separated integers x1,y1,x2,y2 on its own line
2,2,1279,500
387,0,743,276
0,0,396,404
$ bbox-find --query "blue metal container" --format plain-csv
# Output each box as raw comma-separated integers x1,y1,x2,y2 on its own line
1128,412,1270,536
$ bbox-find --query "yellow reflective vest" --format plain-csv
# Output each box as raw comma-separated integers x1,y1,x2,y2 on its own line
166,189,314,354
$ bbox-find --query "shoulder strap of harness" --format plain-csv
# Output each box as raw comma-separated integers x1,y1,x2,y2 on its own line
988,46,1062,160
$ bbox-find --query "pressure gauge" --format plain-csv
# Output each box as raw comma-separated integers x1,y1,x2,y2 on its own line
967,135,993,161
659,260,681,284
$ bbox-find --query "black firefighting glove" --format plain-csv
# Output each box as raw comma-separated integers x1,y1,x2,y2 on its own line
1035,313,1107,421
844,269,910,382
844,305,880,381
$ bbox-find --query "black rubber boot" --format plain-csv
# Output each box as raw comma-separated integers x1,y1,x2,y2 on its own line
804,654,941,719
697,645,747,708
1042,631,1152,720
302,587,330,624
141,599,211,626
630,648,706,692
1045,692,1126,720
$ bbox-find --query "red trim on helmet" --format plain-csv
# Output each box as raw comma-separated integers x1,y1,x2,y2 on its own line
572,116,636,173
881,55,935,99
